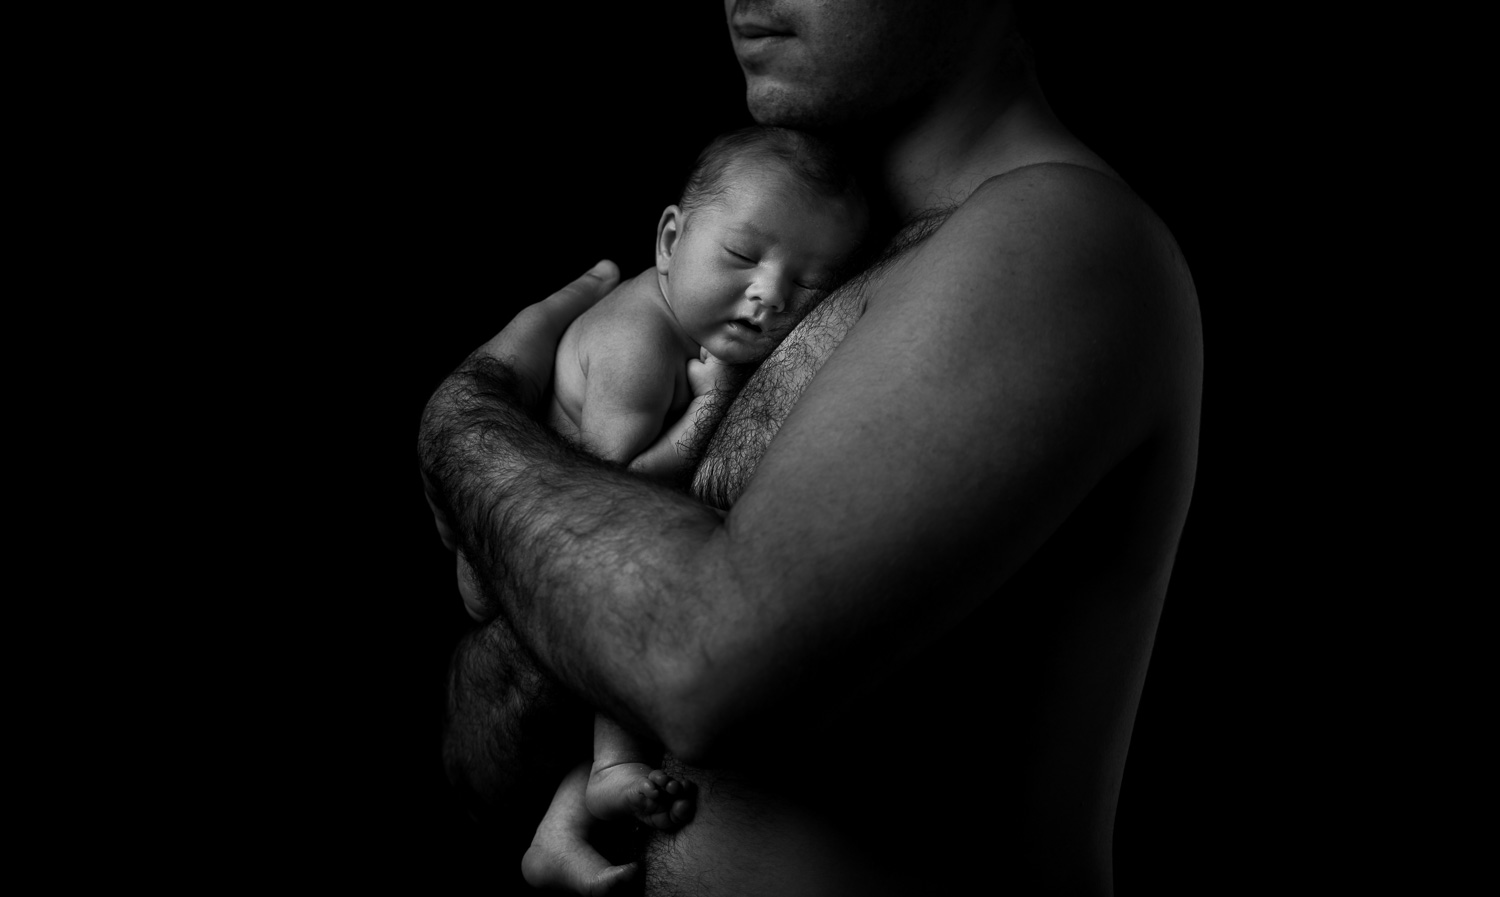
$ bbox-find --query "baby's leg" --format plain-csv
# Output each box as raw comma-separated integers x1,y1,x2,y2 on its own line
522,762,639,895
587,713,695,830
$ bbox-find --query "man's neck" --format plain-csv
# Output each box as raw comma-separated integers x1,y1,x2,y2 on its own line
861,57,1113,219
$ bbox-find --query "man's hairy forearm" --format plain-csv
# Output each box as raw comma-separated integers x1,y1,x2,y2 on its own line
420,354,727,741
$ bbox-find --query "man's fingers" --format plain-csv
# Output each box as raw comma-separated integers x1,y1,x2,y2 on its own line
423,262,621,579
457,551,491,622
425,490,458,552
474,260,621,402
479,260,619,358
419,469,460,552
541,259,620,322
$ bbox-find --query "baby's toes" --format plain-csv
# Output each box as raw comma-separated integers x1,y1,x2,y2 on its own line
641,781,696,831
631,778,666,813
666,792,695,827
647,769,683,796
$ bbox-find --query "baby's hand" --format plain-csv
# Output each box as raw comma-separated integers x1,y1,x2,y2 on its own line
687,347,734,398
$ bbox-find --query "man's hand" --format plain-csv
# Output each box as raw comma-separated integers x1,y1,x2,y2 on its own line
457,551,489,623
421,260,619,566
421,467,461,552
471,259,620,406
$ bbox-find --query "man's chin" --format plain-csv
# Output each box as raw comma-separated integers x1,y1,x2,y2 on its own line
745,81,837,131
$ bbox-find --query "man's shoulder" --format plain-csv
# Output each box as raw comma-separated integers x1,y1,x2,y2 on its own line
971,158,1135,201
913,161,1193,312
871,160,1199,382
955,161,1154,249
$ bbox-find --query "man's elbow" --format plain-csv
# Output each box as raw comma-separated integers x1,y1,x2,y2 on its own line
656,700,724,767
653,661,763,766
637,536,761,763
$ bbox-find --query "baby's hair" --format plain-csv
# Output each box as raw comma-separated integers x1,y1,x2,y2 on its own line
678,126,863,216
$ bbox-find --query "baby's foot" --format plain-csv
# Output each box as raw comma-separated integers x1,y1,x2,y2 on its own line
524,764,638,896
630,768,696,831
588,762,696,831
521,833,637,897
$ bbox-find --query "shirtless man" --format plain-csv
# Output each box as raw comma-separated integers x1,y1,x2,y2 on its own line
419,0,1202,893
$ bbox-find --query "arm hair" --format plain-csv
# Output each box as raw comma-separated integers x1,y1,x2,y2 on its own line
420,353,727,748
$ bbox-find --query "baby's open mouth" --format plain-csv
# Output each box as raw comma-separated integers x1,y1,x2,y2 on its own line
731,318,763,334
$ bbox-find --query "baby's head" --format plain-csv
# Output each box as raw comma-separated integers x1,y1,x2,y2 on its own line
655,126,868,364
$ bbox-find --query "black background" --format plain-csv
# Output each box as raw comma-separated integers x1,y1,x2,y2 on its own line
203,4,1397,892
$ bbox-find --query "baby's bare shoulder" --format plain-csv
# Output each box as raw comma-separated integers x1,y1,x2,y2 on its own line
574,269,688,379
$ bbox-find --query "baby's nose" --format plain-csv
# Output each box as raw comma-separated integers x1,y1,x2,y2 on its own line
748,275,787,313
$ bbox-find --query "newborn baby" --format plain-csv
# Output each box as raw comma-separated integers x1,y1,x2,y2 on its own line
548,125,868,481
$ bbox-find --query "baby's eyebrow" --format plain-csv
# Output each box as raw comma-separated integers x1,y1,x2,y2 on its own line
728,221,775,243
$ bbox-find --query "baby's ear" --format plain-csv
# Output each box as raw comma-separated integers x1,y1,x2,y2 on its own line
656,205,682,274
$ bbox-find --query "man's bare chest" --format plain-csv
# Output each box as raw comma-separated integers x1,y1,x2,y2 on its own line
690,210,952,507
690,281,867,508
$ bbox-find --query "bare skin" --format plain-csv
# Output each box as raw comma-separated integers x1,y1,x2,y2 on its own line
645,162,1201,895
420,1,1202,893
585,715,695,830
528,161,866,887
547,269,709,479
527,269,712,888
521,764,640,896
550,163,863,484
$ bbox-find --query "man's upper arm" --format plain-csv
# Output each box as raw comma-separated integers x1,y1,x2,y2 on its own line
667,170,1186,756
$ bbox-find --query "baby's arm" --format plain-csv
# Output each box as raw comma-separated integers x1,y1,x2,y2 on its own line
573,329,682,466
626,348,737,479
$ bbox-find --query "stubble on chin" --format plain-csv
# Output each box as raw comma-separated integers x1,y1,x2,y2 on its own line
744,79,849,132
744,81,796,127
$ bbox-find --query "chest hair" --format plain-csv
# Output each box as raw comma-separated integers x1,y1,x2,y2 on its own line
691,209,954,508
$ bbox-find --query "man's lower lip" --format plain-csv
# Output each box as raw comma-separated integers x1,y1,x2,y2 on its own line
732,19,793,39
734,34,793,60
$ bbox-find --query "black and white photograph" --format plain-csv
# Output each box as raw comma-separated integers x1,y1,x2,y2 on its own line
147,2,1425,893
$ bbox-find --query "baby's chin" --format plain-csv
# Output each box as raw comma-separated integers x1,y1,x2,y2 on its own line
703,334,775,366
697,320,778,364
708,345,769,366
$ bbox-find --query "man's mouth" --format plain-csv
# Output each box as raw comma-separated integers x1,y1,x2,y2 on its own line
731,2,794,41
732,21,792,39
